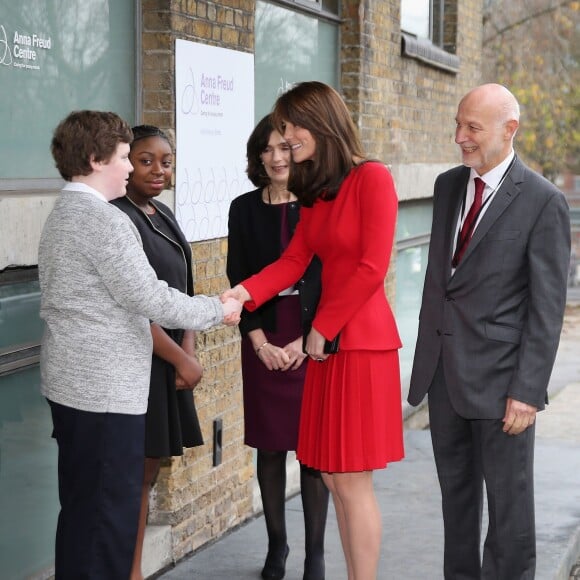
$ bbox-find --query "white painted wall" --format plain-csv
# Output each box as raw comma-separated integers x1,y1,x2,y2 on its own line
390,162,456,202
0,189,175,271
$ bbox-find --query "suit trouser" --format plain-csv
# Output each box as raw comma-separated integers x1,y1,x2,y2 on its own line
427,362,536,580
48,400,145,580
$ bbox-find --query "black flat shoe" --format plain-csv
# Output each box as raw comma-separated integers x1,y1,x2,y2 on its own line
261,545,290,580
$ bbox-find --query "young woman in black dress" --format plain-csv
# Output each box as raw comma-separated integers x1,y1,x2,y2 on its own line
113,125,205,580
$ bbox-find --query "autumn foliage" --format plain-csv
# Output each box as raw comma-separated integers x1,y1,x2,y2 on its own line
483,0,580,180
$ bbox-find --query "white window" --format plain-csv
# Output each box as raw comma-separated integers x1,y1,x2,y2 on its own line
401,0,432,39
400,0,459,72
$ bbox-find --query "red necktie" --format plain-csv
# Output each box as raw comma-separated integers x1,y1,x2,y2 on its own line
452,177,485,267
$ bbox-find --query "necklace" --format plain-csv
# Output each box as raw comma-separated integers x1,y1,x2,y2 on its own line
126,194,156,215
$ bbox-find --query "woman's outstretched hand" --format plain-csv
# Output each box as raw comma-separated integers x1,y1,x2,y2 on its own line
221,284,251,304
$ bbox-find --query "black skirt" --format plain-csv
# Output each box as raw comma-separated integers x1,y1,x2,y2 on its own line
144,348,204,458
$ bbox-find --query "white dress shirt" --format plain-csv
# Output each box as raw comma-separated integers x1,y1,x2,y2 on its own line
457,150,515,233
452,150,515,273
63,180,108,203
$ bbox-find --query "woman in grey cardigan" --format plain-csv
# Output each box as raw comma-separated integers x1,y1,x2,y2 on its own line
39,110,241,580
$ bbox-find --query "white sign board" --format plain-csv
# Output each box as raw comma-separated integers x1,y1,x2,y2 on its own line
175,40,254,242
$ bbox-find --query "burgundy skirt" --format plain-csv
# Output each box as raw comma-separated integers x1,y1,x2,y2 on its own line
241,295,306,451
297,349,404,472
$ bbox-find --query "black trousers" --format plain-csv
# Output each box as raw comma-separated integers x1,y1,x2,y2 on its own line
48,400,145,580
427,362,536,580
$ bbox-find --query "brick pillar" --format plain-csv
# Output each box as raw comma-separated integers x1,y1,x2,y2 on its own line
140,0,255,561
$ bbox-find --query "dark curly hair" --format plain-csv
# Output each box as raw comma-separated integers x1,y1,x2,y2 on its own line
246,114,276,188
271,81,366,207
51,110,133,181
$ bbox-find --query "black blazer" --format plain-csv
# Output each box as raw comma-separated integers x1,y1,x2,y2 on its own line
112,196,194,297
111,195,195,355
111,195,204,449
226,188,321,337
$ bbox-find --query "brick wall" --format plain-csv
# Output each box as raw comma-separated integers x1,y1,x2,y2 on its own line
340,0,482,169
139,0,484,566
340,0,483,297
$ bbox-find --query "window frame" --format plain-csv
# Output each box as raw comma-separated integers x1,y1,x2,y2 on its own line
266,0,341,24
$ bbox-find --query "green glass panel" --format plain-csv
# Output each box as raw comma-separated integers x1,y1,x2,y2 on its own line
0,0,135,180
396,199,433,241
396,243,429,386
0,280,43,350
254,1,339,120
395,201,433,385
0,366,59,579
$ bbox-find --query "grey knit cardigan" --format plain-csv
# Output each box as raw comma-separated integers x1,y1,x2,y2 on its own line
38,190,224,415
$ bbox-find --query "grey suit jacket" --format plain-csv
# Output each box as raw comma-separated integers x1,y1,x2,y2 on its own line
408,156,570,419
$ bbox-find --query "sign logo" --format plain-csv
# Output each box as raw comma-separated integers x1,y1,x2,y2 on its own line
181,67,200,115
0,22,53,71
0,25,13,66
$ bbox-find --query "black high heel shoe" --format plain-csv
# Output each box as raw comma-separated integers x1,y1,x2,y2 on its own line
261,545,290,580
303,554,325,580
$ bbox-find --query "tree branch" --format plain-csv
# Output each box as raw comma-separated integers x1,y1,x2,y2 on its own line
483,0,576,45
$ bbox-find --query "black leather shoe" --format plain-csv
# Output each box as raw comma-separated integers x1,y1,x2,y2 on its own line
261,545,290,580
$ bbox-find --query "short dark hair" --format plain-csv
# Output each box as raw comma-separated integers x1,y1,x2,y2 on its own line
131,124,172,148
51,111,133,181
246,114,275,188
272,81,365,207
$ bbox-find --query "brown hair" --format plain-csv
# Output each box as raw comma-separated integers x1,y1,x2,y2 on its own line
246,114,275,188
51,110,133,181
271,81,366,207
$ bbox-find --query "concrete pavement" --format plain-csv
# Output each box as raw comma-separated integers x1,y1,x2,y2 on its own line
154,303,580,580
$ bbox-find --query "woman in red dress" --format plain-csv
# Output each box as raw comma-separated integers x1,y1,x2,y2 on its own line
227,115,329,580
225,81,404,579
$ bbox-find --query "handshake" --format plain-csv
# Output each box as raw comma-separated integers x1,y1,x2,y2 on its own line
219,284,251,326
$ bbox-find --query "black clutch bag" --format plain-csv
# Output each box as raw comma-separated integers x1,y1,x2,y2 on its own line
302,321,341,355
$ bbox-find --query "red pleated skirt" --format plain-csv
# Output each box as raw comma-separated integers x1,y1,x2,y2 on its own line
296,349,404,473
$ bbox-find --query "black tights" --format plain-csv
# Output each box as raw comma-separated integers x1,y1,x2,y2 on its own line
257,450,329,577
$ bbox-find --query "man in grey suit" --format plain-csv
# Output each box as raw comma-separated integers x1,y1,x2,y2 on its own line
408,84,570,579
